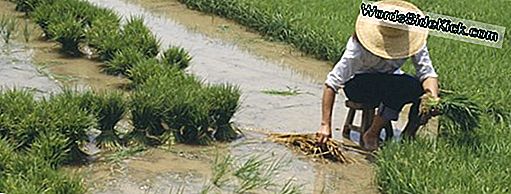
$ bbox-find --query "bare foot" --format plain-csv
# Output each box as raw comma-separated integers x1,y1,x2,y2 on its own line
362,132,379,151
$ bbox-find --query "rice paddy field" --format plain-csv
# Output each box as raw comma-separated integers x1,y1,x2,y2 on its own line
177,0,511,193
1,0,510,193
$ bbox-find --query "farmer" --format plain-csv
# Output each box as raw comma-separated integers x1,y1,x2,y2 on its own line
316,0,440,151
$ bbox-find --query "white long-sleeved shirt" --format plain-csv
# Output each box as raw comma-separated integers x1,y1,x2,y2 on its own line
325,36,438,93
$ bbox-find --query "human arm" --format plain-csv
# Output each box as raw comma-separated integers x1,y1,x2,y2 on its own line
413,45,440,118
412,45,439,97
316,36,360,143
317,84,336,144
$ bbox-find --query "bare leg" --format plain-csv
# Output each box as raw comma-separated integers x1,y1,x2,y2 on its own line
362,114,387,151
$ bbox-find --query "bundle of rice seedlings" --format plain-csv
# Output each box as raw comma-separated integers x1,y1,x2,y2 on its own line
50,89,126,151
161,46,193,70
0,89,37,138
31,3,59,37
127,58,168,87
15,0,55,12
203,83,241,141
47,12,85,56
129,88,167,146
268,133,351,163
7,108,48,150
84,8,122,60
167,97,212,145
0,90,45,150
92,91,126,151
122,16,161,58
0,138,15,175
45,93,97,162
2,154,85,194
420,91,481,132
28,132,69,168
104,48,147,75
30,0,87,39
0,16,16,44
158,75,212,145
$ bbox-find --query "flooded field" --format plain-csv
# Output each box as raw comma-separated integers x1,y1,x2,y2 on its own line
0,0,416,193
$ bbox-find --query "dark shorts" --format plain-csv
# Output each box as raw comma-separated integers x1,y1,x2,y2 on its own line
343,73,424,120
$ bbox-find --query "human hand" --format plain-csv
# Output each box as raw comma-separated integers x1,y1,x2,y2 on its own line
420,92,441,124
316,125,332,144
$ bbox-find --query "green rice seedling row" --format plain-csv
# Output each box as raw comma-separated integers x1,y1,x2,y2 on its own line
0,0,244,193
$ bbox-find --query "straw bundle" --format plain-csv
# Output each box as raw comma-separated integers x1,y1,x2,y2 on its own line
268,133,351,163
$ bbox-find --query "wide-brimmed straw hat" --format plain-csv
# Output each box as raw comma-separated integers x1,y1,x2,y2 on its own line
355,0,428,59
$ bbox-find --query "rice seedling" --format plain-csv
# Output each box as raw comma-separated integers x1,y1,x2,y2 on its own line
2,154,86,194
122,16,161,58
28,131,69,168
160,76,212,145
233,154,286,193
211,153,233,187
127,58,170,87
44,92,97,162
0,138,15,175
203,83,241,141
83,7,121,58
104,47,147,76
0,89,37,141
161,46,193,70
46,12,85,56
278,178,302,194
22,19,34,43
129,88,168,146
30,2,58,37
46,89,126,151
261,86,302,96
0,16,17,44
15,0,56,12
167,95,212,145
436,93,481,132
104,145,145,163
92,91,126,151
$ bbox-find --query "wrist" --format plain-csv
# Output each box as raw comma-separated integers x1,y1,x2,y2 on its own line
424,89,438,98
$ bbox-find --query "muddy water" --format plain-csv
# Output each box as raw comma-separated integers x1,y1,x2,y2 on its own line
0,42,60,96
128,0,334,84
0,1,128,91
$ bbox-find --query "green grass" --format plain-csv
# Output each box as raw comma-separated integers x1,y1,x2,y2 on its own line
178,0,511,193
